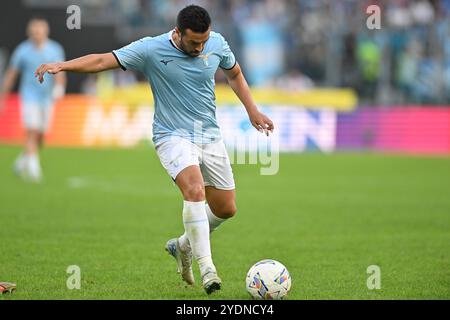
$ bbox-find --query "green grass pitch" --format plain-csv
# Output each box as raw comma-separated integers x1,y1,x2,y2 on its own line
0,145,449,299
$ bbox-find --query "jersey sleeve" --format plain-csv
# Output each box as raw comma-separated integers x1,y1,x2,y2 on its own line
9,45,24,71
112,38,149,72
219,35,236,70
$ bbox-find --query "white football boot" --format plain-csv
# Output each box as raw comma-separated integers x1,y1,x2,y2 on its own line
201,267,222,295
165,238,195,285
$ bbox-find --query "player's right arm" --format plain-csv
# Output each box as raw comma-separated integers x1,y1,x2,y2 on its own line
34,53,119,83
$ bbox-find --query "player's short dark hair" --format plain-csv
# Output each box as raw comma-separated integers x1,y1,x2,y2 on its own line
27,16,49,30
177,5,211,34
29,15,48,23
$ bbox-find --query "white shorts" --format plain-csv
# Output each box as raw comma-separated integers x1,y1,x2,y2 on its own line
21,101,53,132
155,137,235,190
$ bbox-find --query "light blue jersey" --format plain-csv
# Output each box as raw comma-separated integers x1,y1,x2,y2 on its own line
113,30,236,145
10,39,65,106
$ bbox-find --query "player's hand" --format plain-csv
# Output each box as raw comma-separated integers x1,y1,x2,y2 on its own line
34,62,63,84
248,110,274,136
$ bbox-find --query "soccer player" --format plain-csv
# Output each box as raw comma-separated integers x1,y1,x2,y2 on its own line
34,5,274,294
0,18,66,182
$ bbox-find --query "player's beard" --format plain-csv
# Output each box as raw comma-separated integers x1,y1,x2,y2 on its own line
179,37,201,57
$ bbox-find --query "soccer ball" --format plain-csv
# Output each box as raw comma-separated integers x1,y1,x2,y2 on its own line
246,259,292,300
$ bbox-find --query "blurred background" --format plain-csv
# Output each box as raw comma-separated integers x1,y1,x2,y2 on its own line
0,0,449,153
2,0,450,104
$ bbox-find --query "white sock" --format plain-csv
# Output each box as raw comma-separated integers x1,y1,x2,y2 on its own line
205,203,226,232
178,232,190,251
182,200,215,275
197,256,214,275
26,154,42,180
178,203,227,249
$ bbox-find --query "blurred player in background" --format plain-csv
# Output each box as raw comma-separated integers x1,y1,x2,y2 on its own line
0,17,66,182
34,5,273,294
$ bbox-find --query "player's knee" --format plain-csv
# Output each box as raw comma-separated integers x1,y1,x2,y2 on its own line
183,184,205,202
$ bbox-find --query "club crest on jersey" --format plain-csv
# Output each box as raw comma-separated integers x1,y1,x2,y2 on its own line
198,52,212,66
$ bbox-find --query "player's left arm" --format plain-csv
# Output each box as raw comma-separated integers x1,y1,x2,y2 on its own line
222,63,274,136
